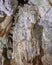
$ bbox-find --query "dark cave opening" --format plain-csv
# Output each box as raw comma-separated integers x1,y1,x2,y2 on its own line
18,0,28,5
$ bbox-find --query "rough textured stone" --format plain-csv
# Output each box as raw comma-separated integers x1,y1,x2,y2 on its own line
0,0,52,65
38,0,52,65
39,0,51,18
0,0,18,16
13,2,42,65
42,54,52,65
12,0,52,65
39,5,52,54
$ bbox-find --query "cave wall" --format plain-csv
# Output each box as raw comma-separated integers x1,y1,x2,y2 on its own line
0,0,52,65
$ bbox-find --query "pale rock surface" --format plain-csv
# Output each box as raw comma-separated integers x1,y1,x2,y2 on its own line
39,0,52,55
13,3,41,65
38,0,51,18
42,54,52,65
0,0,52,65
0,0,18,16
38,0,52,65
12,0,52,65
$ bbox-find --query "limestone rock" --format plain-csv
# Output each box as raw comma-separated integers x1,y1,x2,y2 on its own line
42,54,52,65
38,0,51,18
13,3,40,65
39,7,52,55
0,0,52,65
0,0,18,16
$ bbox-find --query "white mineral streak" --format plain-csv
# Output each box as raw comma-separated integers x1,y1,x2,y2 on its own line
13,3,39,65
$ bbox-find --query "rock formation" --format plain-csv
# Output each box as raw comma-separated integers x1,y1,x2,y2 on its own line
0,0,52,65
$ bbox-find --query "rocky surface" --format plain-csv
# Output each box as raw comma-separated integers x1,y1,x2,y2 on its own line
38,0,52,65
42,54,52,65
12,1,44,65
13,3,39,65
0,0,52,65
0,0,18,16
